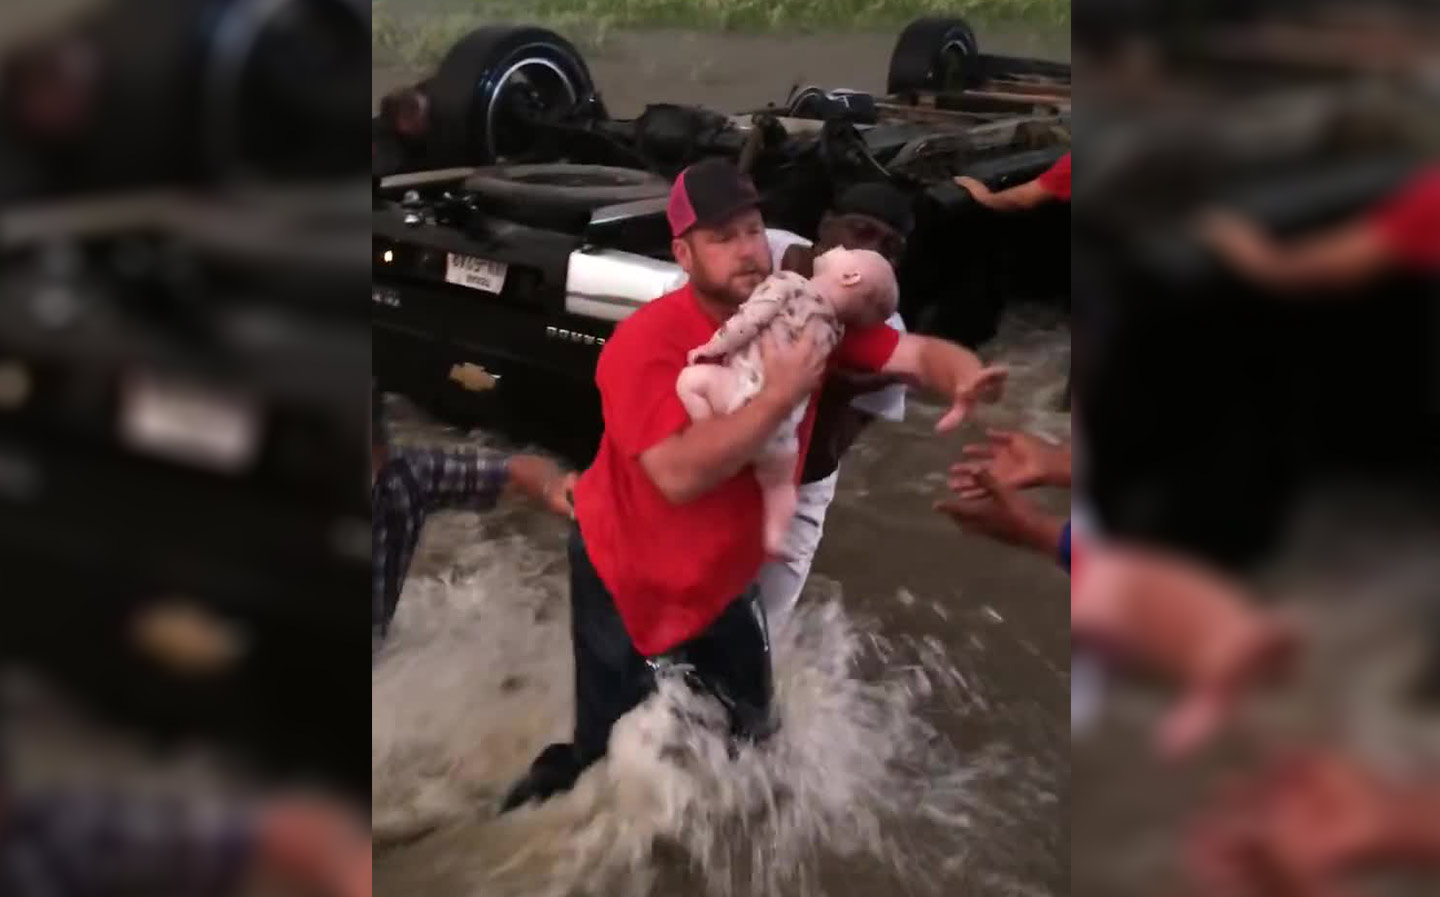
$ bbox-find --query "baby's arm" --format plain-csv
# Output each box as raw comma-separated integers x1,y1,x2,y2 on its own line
687,276,791,364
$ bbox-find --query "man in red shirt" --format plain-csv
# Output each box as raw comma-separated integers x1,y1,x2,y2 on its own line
954,151,1072,210
1200,163,1440,288
502,159,1006,811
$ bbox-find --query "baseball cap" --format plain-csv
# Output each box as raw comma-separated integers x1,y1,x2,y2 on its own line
833,181,916,237
667,158,762,238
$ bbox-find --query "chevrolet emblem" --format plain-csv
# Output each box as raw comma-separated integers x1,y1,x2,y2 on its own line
449,362,499,392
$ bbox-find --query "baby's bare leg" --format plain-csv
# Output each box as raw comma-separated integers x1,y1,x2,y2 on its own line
676,365,742,421
754,451,799,559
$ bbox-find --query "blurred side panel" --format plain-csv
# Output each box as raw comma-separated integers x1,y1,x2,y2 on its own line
1073,0,1440,566
0,0,373,798
1072,2,1440,896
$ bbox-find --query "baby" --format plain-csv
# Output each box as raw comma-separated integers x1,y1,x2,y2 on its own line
676,247,899,556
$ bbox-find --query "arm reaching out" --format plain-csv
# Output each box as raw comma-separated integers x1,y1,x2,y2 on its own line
955,153,1070,212
881,333,1007,432
1199,209,1396,293
1187,750,1440,897
934,467,1066,555
950,430,1072,494
956,176,1056,212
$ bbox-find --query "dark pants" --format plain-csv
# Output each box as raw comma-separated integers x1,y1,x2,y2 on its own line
514,524,774,802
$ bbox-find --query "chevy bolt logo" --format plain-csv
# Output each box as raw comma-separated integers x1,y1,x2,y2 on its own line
546,325,604,346
449,363,498,392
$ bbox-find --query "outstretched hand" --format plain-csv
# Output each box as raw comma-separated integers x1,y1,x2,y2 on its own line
935,365,1008,433
1186,749,1399,897
954,175,996,207
934,466,1057,554
545,471,580,518
949,428,1070,495
509,455,579,519
759,329,827,408
1197,208,1275,274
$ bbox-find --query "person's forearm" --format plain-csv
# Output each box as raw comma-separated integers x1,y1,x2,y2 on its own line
1044,443,1073,487
646,389,797,504
915,336,984,397
984,180,1053,212
1022,511,1068,557
14,790,263,897
404,448,509,511
1230,224,1391,293
504,454,564,503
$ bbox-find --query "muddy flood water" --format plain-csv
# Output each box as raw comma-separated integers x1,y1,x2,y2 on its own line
373,300,1071,897
371,22,1070,897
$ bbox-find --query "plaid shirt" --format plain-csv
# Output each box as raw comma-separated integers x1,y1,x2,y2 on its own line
372,447,510,637
0,788,254,897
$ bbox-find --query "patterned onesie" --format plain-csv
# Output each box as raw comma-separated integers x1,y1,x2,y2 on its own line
683,271,844,455
674,270,852,557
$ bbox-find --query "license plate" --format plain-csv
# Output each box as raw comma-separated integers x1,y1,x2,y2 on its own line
445,252,508,294
120,374,261,473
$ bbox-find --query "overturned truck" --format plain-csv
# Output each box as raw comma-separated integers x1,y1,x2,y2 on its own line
371,17,1072,464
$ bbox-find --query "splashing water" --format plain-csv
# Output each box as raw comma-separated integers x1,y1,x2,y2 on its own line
372,557,1024,897
373,303,1070,896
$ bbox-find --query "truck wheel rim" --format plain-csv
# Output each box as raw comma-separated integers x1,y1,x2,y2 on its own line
937,40,968,91
483,55,579,160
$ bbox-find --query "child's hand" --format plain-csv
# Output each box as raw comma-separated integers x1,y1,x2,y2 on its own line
936,365,1007,433
1073,547,1298,759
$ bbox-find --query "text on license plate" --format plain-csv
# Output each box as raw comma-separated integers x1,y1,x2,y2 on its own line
445,253,509,294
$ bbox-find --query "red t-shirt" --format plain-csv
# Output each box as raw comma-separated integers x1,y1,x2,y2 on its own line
1371,164,1440,273
573,283,901,656
1036,153,1072,201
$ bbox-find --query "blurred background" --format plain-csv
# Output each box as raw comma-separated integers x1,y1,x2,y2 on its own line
0,0,372,893
1071,0,1440,894
10,0,1440,893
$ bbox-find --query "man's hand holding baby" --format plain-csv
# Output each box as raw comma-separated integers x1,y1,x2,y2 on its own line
756,329,827,412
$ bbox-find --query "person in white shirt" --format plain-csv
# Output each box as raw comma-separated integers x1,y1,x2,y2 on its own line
757,182,914,632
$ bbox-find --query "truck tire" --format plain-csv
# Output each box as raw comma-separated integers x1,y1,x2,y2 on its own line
464,164,668,205
429,26,595,165
463,163,669,230
887,17,980,95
